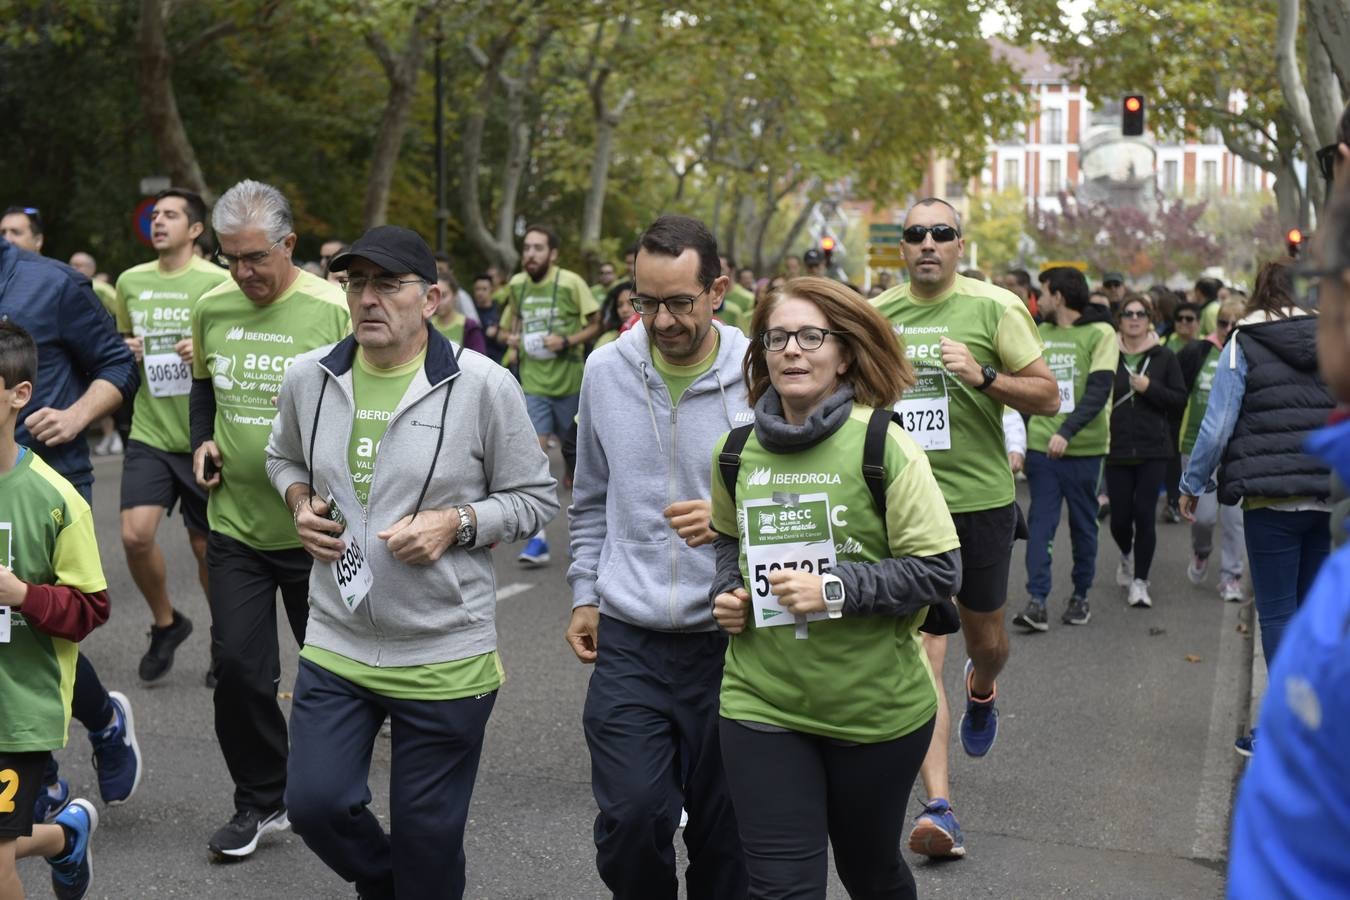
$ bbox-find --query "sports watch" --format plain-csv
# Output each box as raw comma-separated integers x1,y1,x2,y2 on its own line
821,574,845,619
975,364,998,392
454,504,476,548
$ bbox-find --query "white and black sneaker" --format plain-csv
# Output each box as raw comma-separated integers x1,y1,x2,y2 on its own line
208,806,289,860
1061,596,1091,626
1012,601,1049,632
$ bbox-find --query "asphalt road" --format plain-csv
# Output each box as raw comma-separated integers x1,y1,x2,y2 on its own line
20,452,1247,898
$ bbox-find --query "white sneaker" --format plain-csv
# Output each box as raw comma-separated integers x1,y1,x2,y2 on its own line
1187,554,1209,584
679,807,689,828
1127,578,1153,608
1116,554,1134,587
1217,577,1244,603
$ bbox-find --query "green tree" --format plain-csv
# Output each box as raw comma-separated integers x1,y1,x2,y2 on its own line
965,189,1027,274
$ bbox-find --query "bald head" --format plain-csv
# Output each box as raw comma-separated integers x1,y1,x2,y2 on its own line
69,252,97,278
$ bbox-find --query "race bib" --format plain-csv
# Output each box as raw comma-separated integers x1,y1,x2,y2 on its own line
144,333,192,398
522,329,557,361
1056,379,1075,414
742,492,838,639
895,367,951,450
0,606,9,644
326,495,373,613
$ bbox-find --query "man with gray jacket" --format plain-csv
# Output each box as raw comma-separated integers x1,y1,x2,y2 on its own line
265,225,558,900
566,214,750,899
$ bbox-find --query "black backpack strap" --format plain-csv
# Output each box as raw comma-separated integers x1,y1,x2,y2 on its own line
718,425,754,506
863,408,898,515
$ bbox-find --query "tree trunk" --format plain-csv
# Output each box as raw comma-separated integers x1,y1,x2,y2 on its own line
137,0,212,202
1274,0,1320,155
767,191,818,276
1308,0,1350,94
580,17,635,252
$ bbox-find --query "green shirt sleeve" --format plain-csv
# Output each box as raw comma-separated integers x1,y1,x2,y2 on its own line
993,301,1045,374
190,297,209,379
882,426,961,558
52,497,106,594
1089,325,1119,373
570,272,601,321
113,276,132,334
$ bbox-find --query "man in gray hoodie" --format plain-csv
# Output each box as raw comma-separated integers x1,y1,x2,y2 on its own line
265,225,558,900
566,214,752,899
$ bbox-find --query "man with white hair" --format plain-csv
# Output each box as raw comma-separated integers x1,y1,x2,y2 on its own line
188,179,351,860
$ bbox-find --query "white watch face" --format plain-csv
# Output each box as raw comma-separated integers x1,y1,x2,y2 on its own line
824,580,844,602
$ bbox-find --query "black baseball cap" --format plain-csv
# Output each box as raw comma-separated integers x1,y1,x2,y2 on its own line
1102,271,1126,286
328,225,437,284
803,248,824,265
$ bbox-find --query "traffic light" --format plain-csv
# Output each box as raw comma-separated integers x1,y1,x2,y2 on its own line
1122,94,1145,136
820,235,836,267
1286,227,1303,259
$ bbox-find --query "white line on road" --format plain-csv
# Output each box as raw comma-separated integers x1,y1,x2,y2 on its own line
1192,598,1246,861
496,582,534,600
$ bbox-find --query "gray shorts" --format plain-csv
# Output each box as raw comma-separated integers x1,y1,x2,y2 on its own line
525,392,580,438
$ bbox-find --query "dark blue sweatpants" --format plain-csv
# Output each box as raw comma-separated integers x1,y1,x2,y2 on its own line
1025,451,1102,602
583,614,748,900
285,658,496,900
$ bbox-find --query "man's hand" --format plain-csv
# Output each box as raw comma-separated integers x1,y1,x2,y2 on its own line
713,588,750,634
1047,434,1069,459
193,440,222,488
566,605,600,663
378,508,457,565
1179,494,1199,523
939,337,984,388
24,407,86,447
125,336,144,362
664,499,716,548
543,333,567,353
175,337,194,365
1008,451,1025,473
293,494,345,563
768,570,824,615
0,566,27,607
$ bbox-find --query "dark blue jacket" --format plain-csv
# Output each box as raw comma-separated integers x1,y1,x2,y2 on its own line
0,238,138,486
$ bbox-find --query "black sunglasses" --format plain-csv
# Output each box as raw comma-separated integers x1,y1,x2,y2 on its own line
1316,143,1339,182
1119,309,1150,319
902,224,960,244
1174,314,1197,322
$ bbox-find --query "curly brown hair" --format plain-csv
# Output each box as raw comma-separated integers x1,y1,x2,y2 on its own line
743,276,915,408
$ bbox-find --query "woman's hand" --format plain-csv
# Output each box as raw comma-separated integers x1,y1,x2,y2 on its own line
768,569,825,615
713,588,751,634
1129,372,1150,394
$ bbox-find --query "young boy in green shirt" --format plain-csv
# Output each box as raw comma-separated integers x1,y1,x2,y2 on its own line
0,321,107,900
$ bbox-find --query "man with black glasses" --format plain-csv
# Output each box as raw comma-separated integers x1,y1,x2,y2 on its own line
567,214,751,899
873,197,1057,860
189,179,350,860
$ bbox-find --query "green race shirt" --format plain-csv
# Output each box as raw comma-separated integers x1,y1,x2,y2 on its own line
433,315,464,345
501,266,598,398
348,348,424,508
1200,300,1220,335
191,270,351,550
872,274,1045,513
1180,348,1221,455
1163,333,1190,354
709,404,960,743
1027,318,1118,456
0,449,107,752
300,645,503,701
651,332,719,407
115,257,230,453
722,284,755,336
91,280,118,319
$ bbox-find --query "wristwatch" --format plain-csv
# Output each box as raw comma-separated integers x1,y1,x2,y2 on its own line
975,364,998,392
454,504,476,548
821,574,845,619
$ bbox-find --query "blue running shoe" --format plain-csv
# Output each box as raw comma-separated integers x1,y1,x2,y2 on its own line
518,535,550,567
1235,728,1257,757
48,798,98,900
34,776,70,824
908,798,966,859
958,658,999,757
88,690,142,805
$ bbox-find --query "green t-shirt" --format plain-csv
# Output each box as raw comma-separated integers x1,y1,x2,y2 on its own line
300,645,503,701
432,315,464,345
651,333,719,406
500,266,599,398
191,269,351,550
1027,318,1118,456
1180,347,1221,455
91,280,118,319
872,274,1045,513
1200,300,1220,335
349,348,424,508
0,449,107,752
1163,332,1190,354
115,257,230,454
590,282,608,303
722,284,755,336
1123,351,1146,373
709,405,959,743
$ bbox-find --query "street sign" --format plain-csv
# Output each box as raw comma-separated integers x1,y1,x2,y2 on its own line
133,197,156,246
868,223,905,246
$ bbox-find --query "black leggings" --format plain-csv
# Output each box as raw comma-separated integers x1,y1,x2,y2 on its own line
719,716,935,900
1105,460,1168,580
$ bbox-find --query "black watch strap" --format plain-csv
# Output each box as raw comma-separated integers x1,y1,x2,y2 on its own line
976,364,997,391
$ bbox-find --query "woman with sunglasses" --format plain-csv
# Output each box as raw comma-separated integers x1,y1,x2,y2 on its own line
1179,260,1334,755
1105,294,1187,609
709,277,961,899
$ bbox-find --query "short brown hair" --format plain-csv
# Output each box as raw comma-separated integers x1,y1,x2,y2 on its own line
743,276,915,408
1120,292,1155,323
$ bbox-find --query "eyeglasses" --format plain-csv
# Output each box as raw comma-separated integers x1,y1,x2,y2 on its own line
1119,309,1150,319
1174,315,1197,323
761,326,847,352
338,274,426,297
1316,143,1339,182
216,238,283,268
902,224,960,244
630,286,709,316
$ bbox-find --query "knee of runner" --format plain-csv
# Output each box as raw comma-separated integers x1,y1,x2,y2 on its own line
120,520,158,556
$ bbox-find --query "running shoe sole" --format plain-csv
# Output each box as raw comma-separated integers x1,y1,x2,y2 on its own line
209,810,291,860
1012,612,1049,632
908,818,965,858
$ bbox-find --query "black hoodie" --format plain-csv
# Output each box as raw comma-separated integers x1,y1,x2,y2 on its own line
1108,338,1188,461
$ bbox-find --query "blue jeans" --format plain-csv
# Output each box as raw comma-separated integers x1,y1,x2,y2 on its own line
1024,451,1102,602
524,391,580,438
1242,507,1330,663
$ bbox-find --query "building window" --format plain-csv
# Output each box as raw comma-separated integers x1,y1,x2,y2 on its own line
1163,160,1179,193
1242,163,1256,192
1202,160,1219,196
1044,108,1064,145
1003,158,1020,189
1047,159,1063,194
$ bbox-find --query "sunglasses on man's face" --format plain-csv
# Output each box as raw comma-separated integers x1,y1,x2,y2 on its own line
902,224,960,244
1174,315,1197,323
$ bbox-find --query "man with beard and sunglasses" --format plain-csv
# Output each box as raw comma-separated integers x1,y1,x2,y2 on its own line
873,197,1058,860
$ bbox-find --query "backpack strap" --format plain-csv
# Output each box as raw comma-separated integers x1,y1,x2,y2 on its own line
718,424,755,506
863,408,898,516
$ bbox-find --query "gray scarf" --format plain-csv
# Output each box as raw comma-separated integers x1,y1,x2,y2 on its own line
753,383,856,454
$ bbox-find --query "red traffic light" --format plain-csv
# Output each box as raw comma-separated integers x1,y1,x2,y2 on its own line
820,236,836,252
1286,228,1303,245
1122,94,1146,136
1124,96,1142,113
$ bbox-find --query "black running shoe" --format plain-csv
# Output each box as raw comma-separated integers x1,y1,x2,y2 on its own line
208,807,289,860
1012,601,1049,632
139,610,193,682
1062,596,1091,626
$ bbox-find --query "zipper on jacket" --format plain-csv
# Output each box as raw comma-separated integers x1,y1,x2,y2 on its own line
667,404,680,630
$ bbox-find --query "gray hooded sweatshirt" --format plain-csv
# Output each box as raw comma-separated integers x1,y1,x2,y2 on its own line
567,320,753,631
266,328,559,667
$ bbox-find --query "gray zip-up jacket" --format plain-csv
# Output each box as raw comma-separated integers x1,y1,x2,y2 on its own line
266,326,558,666
567,320,753,631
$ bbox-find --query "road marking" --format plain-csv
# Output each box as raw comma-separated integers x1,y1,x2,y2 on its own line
496,582,534,600
1192,598,1246,861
